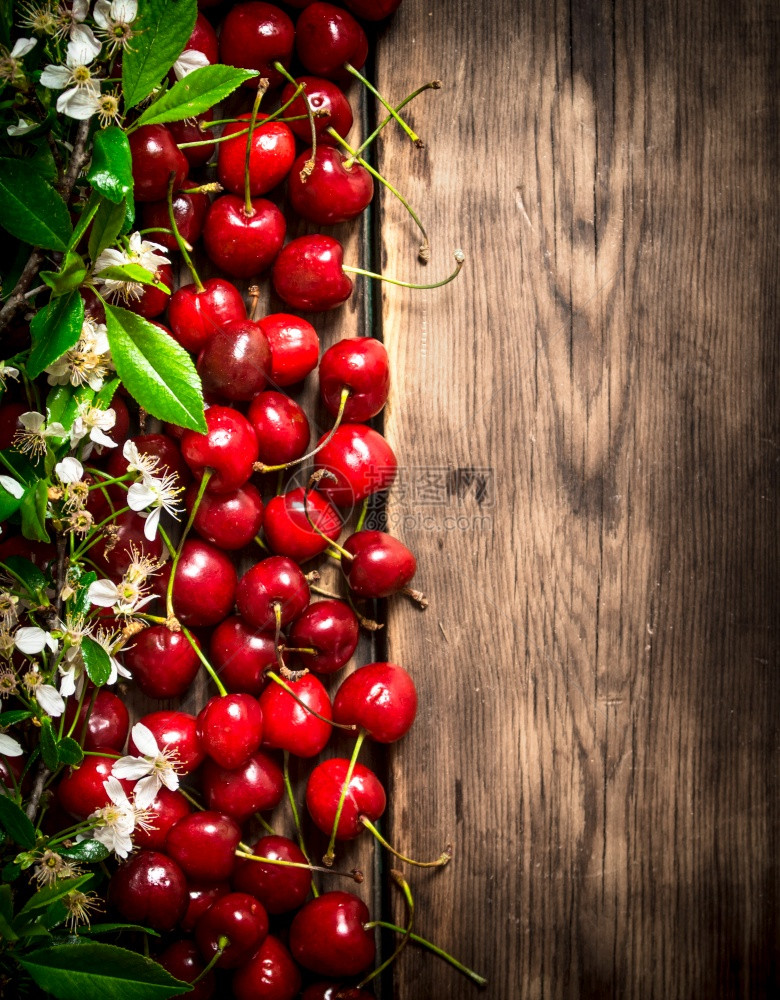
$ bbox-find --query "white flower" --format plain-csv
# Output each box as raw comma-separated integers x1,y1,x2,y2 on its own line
11,37,37,58
22,664,65,717
46,316,113,391
70,401,117,456
7,118,36,136
87,577,154,617
173,48,210,81
13,411,66,457
40,24,101,94
53,0,90,41
112,722,180,809
54,457,84,484
127,471,183,541
93,0,138,54
56,83,121,126
93,232,169,303
89,776,141,858
122,440,160,478
0,361,20,387
14,626,59,657
0,476,24,500
0,733,23,756
0,37,37,84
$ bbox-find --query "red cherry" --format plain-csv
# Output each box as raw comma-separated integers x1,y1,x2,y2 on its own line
140,183,209,254
342,530,416,598
158,940,216,1000
248,392,310,467
106,432,191,487
202,750,283,821
271,235,352,312
289,599,359,675
180,405,259,494
217,114,296,197
62,689,129,752
157,539,237,627
109,850,188,932
167,278,247,354
166,811,242,882
314,425,397,507
262,488,342,563
236,556,310,631
129,125,188,202
92,511,164,578
233,835,310,914
233,935,302,1000
258,313,319,386
133,787,190,851
259,673,332,758
295,3,369,81
186,483,263,551
181,882,231,933
288,147,373,225
197,693,264,770
319,337,389,422
197,320,271,401
305,757,386,839
289,892,375,977
123,262,173,320
132,710,205,774
105,394,130,447
209,617,277,695
183,11,219,65
203,195,286,279
219,2,295,89
343,0,401,18
168,110,216,169
57,751,131,820
280,77,353,143
332,662,417,742
196,891,269,969
122,625,201,699
301,985,373,1000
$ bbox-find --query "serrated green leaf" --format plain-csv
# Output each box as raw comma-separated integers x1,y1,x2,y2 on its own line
122,0,198,108
20,479,50,543
87,127,133,205
26,141,59,182
0,795,36,849
41,253,87,299
105,304,206,431
70,569,97,618
40,717,59,770
57,738,84,767
79,922,160,936
28,291,84,379
17,875,94,918
88,198,126,261
46,384,94,438
58,840,110,864
2,859,22,882
0,709,33,728
1,555,48,595
17,942,193,1000
0,912,18,941
135,64,258,127
68,189,101,253
95,263,169,294
0,158,72,251
81,636,112,687
95,378,120,410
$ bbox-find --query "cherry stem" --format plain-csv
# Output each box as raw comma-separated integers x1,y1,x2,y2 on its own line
254,533,269,552
344,62,421,146
255,386,350,473
182,625,227,697
363,921,487,987
279,646,317,655
357,870,414,989
244,79,269,216
166,468,211,620
236,847,362,883
355,497,370,533
299,468,351,559
192,939,227,984
273,63,317,181
360,815,452,868
167,171,203,293
343,249,465,289
348,80,442,165
402,585,429,609
266,670,356,731
323,729,366,867
272,602,303,682
177,786,204,811
328,127,430,262
248,284,262,321
283,749,319,898
255,812,275,836
178,127,251,148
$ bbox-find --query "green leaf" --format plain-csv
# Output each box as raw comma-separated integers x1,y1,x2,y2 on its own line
41,253,87,299
122,0,198,108
95,378,120,410
88,198,127,261
81,636,112,687
71,569,97,618
87,127,133,205
68,190,101,253
105,304,206,431
0,912,18,942
46,384,94,438
95,263,170,294
0,158,72,251
0,709,33,728
135,64,258,126
0,883,13,920
0,795,36,849
1,555,48,595
26,141,59,183
57,738,84,767
40,717,59,770
17,943,193,1000
28,291,84,379
17,876,94,918
58,840,110,864
20,479,50,543
0,481,23,521
1,240,33,302
79,922,160,937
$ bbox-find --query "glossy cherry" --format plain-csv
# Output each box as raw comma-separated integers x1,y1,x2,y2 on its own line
295,3,369,81
342,530,416,598
333,662,417,742
248,392,310,467
131,709,205,774
202,750,284,821
233,935,302,1000
140,182,209,254
166,811,242,882
168,109,216,168
236,556,310,631
157,539,237,626
183,11,219,65
281,76,353,143
132,787,190,850
219,2,295,88
167,278,247,354
109,850,188,932
271,235,352,312
129,125,188,202
314,425,397,507
217,114,296,197
343,0,402,17
289,892,375,977
181,881,231,933
197,319,271,401
158,940,216,1000
180,405,259,494
259,673,332,758
57,750,131,820
319,337,389,422
203,194,286,279
301,986,373,1000
262,488,342,563
289,599,359,675
62,689,129,752
289,147,373,225
122,625,201,699
196,891,269,969
209,617,277,695
306,757,386,839
233,835,310,914
258,313,319,386
186,483,264,551
197,693,264,770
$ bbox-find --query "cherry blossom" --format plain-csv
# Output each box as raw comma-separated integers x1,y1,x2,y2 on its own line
112,722,180,809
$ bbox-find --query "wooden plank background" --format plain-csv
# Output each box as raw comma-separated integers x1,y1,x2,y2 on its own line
371,0,780,997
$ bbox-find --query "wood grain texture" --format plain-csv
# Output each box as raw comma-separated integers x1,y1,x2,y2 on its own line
373,1,780,997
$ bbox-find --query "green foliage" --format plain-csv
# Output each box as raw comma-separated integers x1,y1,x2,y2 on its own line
87,128,134,205
0,795,36,849
0,158,72,251
40,253,88,299
135,64,258,126
82,636,112,687
89,199,128,261
28,291,85,379
122,0,198,108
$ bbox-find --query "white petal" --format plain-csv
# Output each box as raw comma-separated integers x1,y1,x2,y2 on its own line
103,775,131,809
92,0,111,28
7,118,36,136
87,579,120,607
14,626,48,655
143,507,161,541
0,475,24,500
68,24,101,65
11,37,37,58
58,664,77,699
43,422,67,440
54,457,84,484
19,412,44,432
114,0,138,25
173,48,211,80
127,482,156,512
111,756,152,780
159,768,179,793
39,64,72,90
72,0,89,20
36,685,65,717
70,418,87,446
132,775,160,810
129,722,160,758
90,427,118,449
57,86,98,120
0,734,23,757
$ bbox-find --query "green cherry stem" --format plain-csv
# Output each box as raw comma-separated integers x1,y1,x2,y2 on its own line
343,250,465,289
359,815,452,868
272,63,317,180
266,670,356,731
236,844,362,883
182,625,227,697
301,470,352,560
167,171,204,292
255,812,276,836
348,80,442,166
323,729,366,867
363,921,488,987
166,468,211,620
344,61,421,146
355,497,370,533
357,870,415,989
192,938,228,983
283,749,319,898
254,387,350,474
245,79,270,217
